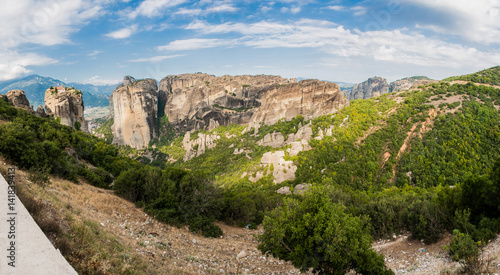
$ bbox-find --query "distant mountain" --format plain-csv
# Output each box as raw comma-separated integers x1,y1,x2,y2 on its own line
0,75,114,108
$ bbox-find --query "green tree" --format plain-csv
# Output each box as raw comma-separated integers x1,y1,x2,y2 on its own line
257,186,393,275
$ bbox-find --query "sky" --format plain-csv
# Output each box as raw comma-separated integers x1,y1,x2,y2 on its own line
1,0,500,85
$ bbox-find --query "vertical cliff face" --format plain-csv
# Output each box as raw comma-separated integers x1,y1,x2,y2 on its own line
6,90,31,110
110,77,158,149
249,80,349,126
158,73,296,132
45,88,88,133
346,77,389,100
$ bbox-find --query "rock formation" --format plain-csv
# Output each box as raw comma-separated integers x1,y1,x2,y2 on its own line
249,80,349,127
35,105,48,118
345,77,390,100
110,77,158,149
6,90,31,110
45,87,88,133
159,73,296,132
390,77,437,92
110,73,349,149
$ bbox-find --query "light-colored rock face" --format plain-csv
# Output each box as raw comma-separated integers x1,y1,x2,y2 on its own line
390,77,438,92
260,151,297,184
249,80,349,127
182,132,220,161
159,73,297,132
44,88,88,133
346,77,389,100
6,90,31,110
110,77,158,149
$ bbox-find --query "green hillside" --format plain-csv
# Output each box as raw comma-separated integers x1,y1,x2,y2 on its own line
444,66,500,85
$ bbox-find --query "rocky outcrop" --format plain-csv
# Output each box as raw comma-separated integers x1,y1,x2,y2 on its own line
110,77,158,150
390,77,437,92
182,132,220,161
6,90,31,110
45,88,88,133
249,80,349,127
35,105,47,118
345,77,389,100
159,73,296,132
261,151,297,184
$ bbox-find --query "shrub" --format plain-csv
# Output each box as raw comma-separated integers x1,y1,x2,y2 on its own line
257,186,393,274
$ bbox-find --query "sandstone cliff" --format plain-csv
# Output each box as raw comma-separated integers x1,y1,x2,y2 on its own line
390,77,437,92
249,80,349,127
345,77,389,100
110,77,158,149
45,87,88,133
6,90,31,110
159,73,296,132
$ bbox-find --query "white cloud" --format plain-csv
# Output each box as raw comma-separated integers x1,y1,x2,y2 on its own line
206,4,238,13
177,19,500,68
129,0,188,18
326,5,344,11
403,0,500,44
0,0,105,81
261,6,273,12
281,6,301,14
351,6,367,16
0,50,57,81
175,3,238,16
128,54,186,63
0,0,104,48
87,50,102,57
105,25,137,39
157,38,235,51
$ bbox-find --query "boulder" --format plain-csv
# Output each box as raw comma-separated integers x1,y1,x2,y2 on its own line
293,183,312,195
276,186,292,195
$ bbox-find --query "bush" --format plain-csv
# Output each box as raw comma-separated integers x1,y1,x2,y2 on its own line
257,186,393,274
447,229,484,274
189,217,223,238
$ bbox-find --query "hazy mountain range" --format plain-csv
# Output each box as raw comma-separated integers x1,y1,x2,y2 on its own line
0,75,117,108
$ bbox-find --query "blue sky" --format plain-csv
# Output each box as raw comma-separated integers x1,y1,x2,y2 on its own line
1,0,500,84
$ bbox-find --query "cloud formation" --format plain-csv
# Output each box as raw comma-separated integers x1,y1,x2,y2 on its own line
106,25,137,39
160,19,500,68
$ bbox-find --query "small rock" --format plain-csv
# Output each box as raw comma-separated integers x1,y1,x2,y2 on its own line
192,239,197,244
237,250,248,259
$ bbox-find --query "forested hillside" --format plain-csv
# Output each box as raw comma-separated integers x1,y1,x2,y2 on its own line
444,66,500,86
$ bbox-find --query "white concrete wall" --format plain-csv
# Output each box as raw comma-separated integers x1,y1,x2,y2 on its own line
0,172,78,274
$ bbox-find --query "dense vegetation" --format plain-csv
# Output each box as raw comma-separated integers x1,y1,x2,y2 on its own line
444,66,500,86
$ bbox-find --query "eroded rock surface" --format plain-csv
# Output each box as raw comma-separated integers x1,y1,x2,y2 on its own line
6,90,31,110
110,77,158,149
390,77,437,92
159,73,296,132
182,132,220,161
249,80,349,127
45,87,88,133
345,77,389,100
260,151,297,184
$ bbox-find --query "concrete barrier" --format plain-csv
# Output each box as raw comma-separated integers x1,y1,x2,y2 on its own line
0,170,78,274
